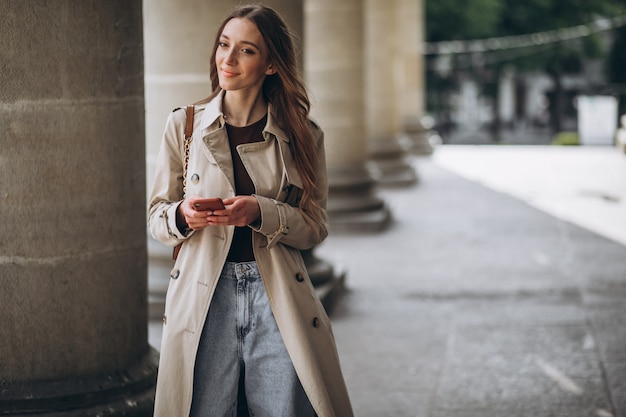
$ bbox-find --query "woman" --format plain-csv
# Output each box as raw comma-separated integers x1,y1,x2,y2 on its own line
148,4,353,417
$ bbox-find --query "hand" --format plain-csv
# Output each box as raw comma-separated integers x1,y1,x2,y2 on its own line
206,196,260,227
177,195,214,231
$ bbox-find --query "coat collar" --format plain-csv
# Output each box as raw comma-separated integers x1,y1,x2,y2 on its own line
199,89,290,143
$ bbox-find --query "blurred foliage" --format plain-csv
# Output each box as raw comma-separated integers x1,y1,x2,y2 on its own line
425,0,626,135
497,0,620,72
551,131,580,145
426,0,626,71
607,26,626,83
498,0,623,34
426,0,503,41
426,0,626,40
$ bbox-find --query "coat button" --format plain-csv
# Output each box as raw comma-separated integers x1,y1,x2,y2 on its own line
162,315,167,325
312,317,320,328
295,272,304,282
191,173,200,184
170,269,180,279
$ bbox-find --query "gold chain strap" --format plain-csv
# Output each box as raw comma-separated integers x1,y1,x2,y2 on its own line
181,105,195,198
173,105,194,261
182,134,191,197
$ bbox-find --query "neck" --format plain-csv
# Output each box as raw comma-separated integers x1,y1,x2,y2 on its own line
222,90,267,127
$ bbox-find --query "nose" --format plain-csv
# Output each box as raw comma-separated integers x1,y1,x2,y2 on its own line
224,47,237,65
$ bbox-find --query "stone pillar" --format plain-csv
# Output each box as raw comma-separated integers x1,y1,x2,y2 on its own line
397,0,434,155
144,0,342,318
305,0,391,231
364,0,419,186
0,1,156,415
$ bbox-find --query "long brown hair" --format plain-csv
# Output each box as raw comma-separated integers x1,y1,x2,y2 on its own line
199,4,326,235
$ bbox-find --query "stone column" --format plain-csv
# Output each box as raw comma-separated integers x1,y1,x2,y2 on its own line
397,0,434,155
305,0,390,231
0,1,156,415
364,0,419,186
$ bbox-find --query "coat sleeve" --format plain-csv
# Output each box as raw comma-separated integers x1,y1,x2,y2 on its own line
251,124,329,250
147,109,194,247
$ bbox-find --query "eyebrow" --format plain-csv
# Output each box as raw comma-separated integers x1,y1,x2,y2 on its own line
220,34,261,50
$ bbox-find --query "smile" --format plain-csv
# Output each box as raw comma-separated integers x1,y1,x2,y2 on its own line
220,68,238,77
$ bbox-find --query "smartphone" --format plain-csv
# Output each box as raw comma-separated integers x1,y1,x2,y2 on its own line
192,198,225,211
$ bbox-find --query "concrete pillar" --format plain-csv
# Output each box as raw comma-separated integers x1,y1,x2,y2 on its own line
364,0,419,186
0,1,156,415
305,0,391,231
397,0,434,155
144,0,342,317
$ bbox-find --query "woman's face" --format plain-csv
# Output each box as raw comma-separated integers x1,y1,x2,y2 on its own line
216,18,275,94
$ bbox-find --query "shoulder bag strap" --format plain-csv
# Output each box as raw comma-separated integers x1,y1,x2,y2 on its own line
181,105,195,198
173,105,195,261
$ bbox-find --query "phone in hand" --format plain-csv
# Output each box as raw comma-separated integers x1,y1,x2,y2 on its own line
192,198,225,211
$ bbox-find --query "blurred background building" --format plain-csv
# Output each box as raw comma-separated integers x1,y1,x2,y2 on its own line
423,0,626,146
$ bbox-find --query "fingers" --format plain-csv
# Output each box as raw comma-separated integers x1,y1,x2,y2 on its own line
183,196,261,228
216,196,260,227
181,197,210,231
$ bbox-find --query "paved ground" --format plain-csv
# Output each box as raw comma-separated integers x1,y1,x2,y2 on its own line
433,146,626,247
149,145,626,417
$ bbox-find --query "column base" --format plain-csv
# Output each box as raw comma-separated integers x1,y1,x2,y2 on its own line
326,164,391,232
0,350,158,416
368,136,419,187
401,117,435,155
301,248,347,314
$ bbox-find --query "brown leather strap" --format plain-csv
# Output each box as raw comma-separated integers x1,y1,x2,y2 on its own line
185,105,195,139
181,105,195,195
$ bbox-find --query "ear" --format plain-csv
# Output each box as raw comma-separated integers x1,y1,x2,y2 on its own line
265,64,277,75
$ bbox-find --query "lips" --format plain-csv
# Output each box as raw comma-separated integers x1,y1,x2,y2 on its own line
220,68,238,78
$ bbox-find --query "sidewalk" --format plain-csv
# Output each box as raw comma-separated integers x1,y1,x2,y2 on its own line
149,145,626,417
314,145,626,416
432,145,626,247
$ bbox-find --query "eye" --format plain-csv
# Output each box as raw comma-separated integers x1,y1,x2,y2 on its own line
218,41,228,48
241,48,255,55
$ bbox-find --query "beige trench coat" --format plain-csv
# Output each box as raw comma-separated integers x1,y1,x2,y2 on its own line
148,91,353,417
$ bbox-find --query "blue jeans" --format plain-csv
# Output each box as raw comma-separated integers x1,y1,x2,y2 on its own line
189,261,316,417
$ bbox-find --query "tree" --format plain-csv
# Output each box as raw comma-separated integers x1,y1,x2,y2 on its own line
426,0,503,42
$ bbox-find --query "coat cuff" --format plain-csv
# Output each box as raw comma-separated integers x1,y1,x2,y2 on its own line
251,195,288,248
165,202,192,241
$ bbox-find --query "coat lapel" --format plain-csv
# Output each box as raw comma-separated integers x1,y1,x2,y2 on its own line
196,89,303,194
202,127,236,193
197,91,236,192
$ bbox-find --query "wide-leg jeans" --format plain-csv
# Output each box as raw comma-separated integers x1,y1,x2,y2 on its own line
189,261,316,417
